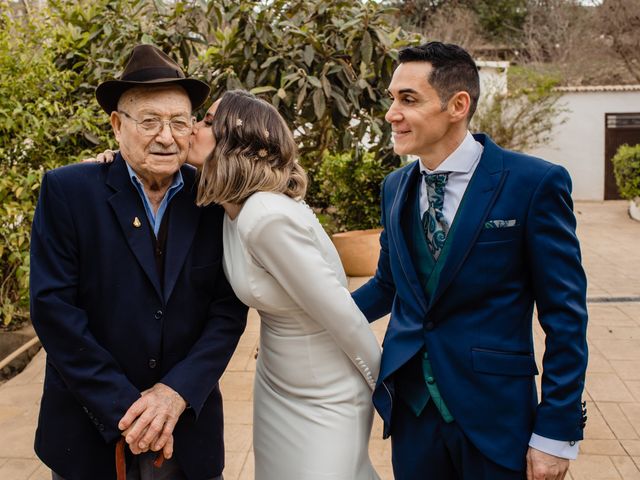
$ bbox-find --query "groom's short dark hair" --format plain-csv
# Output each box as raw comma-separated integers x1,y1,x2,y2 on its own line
399,42,480,120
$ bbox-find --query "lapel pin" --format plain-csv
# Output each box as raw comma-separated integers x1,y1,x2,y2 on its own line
133,217,142,228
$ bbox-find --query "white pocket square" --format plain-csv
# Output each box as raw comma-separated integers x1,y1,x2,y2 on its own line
484,219,517,228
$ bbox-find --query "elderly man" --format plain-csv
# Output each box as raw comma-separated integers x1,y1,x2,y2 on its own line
30,44,248,480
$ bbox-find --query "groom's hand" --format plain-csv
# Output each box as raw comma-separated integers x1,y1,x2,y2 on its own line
526,447,570,480
118,383,187,454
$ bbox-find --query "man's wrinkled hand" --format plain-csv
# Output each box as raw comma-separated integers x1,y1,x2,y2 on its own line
526,447,570,480
118,383,186,454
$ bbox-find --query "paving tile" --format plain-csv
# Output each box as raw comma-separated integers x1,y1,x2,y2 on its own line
371,414,384,438
589,340,640,361
589,326,640,341
585,405,616,439
368,437,391,466
588,352,615,374
236,331,259,351
611,456,640,480
224,400,253,425
238,450,254,480
617,305,640,321
374,465,394,480
219,372,254,401
569,454,622,479
226,347,257,372
0,459,40,480
622,441,640,457
611,361,640,381
597,403,638,440
580,440,627,455
588,306,638,327
27,463,50,480
587,373,636,402
224,450,250,480
224,424,252,453
619,404,640,437
625,381,640,402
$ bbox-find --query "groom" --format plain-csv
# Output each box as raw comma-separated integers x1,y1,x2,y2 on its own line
353,42,588,479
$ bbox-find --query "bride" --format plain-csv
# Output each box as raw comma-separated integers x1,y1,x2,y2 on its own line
191,89,381,480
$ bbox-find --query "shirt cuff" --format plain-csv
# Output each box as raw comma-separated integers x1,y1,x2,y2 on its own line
529,433,579,460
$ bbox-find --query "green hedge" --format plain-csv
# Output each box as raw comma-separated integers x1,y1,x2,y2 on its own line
612,143,640,200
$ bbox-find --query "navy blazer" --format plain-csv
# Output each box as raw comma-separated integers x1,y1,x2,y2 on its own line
30,155,248,480
353,134,588,471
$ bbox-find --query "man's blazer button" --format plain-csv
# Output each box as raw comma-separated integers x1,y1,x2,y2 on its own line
148,358,157,369
426,376,435,384
425,322,435,331
154,310,163,320
569,441,576,446
98,424,105,432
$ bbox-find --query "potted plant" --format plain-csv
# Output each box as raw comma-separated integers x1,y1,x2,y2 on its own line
612,143,640,222
316,149,396,276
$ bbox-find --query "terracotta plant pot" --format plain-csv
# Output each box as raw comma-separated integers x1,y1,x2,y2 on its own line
331,228,383,277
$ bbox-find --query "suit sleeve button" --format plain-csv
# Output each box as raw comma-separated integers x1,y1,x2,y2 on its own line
148,358,157,369
425,322,435,331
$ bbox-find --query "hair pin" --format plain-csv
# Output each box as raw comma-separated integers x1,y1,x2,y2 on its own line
264,130,270,139
236,118,243,127
258,149,268,158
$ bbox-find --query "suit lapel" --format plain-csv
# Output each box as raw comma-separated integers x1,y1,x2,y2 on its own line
427,135,507,310
106,155,163,300
163,173,201,303
389,161,429,315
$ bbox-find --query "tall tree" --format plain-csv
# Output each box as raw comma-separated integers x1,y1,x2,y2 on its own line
600,0,640,83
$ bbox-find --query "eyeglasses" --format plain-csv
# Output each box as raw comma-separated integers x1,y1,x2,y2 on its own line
118,110,195,137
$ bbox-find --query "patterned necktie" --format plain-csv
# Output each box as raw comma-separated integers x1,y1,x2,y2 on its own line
421,172,450,259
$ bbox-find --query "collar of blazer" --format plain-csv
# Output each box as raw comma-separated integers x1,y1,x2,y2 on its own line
106,154,202,302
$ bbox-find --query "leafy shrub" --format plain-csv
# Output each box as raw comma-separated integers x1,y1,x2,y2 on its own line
0,165,43,327
317,150,396,233
612,144,640,200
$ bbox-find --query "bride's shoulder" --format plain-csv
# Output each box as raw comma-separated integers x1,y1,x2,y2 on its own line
236,192,301,237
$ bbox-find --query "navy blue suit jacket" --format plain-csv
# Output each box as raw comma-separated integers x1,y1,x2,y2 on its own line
30,155,248,480
353,134,588,471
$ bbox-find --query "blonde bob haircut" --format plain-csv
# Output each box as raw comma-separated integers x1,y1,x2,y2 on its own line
197,90,307,206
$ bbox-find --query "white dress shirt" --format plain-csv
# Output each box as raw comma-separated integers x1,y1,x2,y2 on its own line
416,131,579,460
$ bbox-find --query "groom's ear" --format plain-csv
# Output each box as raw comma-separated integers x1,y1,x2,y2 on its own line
447,91,471,124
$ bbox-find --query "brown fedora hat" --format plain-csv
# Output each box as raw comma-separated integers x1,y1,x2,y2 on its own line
95,44,210,114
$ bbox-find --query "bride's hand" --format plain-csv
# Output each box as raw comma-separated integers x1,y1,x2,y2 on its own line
82,149,117,163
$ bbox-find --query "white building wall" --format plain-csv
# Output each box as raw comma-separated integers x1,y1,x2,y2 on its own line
528,90,640,200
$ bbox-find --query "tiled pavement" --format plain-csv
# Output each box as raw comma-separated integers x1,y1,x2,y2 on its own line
0,200,639,479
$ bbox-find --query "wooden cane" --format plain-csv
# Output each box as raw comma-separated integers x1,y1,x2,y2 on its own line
115,438,127,480
116,437,165,478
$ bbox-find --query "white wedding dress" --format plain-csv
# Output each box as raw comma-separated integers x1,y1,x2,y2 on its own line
222,191,381,480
